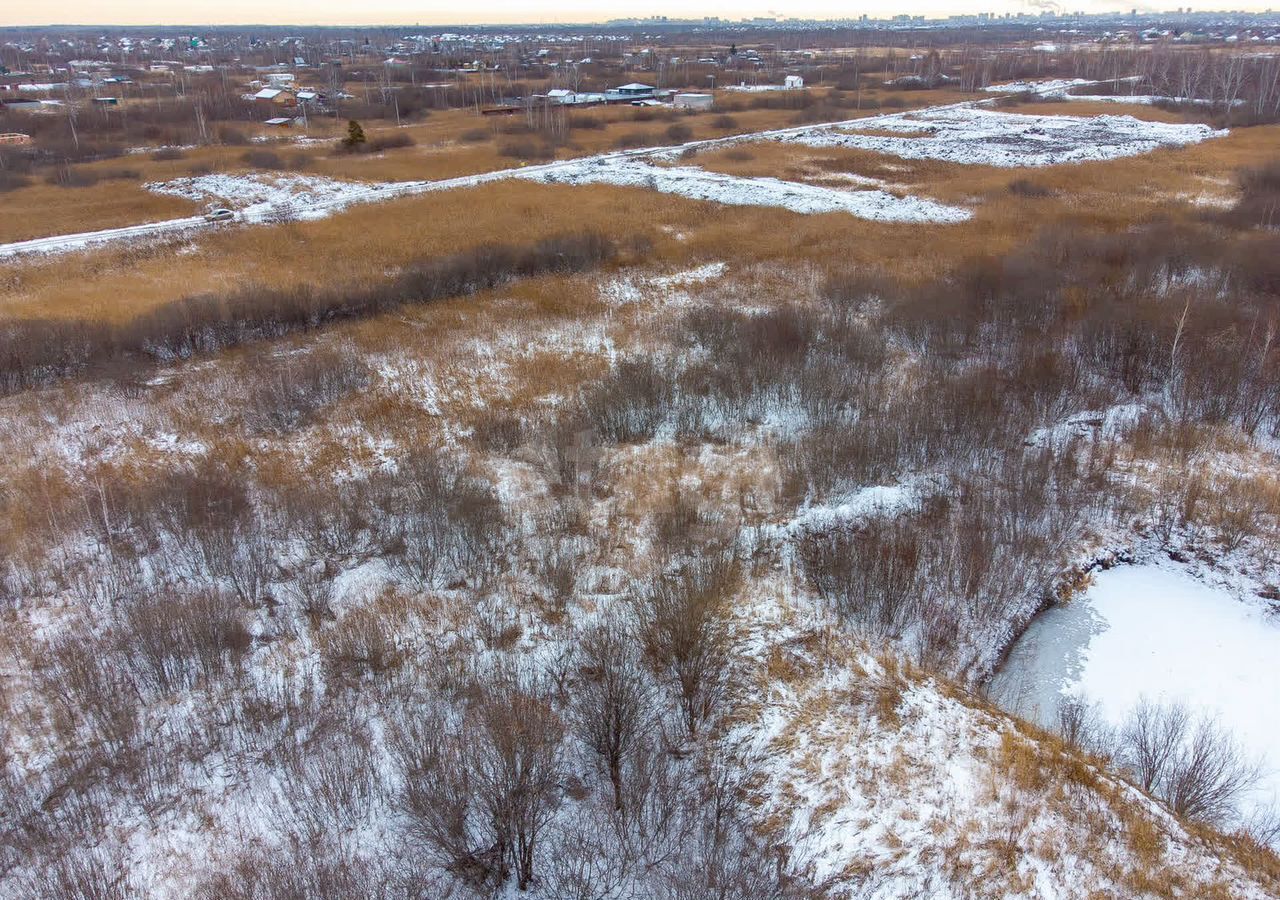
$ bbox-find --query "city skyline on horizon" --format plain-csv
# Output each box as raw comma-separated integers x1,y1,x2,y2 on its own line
4,0,1278,29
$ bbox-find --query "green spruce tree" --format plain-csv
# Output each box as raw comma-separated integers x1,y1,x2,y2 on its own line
341,119,367,151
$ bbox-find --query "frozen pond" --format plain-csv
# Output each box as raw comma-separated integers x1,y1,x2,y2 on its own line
991,563,1280,819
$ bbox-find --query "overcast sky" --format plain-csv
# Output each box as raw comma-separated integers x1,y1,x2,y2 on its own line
4,0,1259,28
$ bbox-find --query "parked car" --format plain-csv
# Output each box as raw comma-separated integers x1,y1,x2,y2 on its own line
203,207,235,223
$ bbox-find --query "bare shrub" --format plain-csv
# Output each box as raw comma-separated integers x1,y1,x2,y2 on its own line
582,357,673,444
240,342,371,433
388,448,505,590
799,516,922,639
367,131,415,152
281,474,392,561
45,166,139,188
1054,695,1115,758
1163,717,1262,824
0,233,614,393
320,606,402,680
23,847,134,900
277,715,381,842
119,591,251,694
665,123,693,142
1118,698,1261,827
572,617,658,813
196,848,385,900
240,149,283,169
1212,159,1280,229
498,138,555,161
471,411,527,454
217,126,249,145
39,627,142,755
614,131,657,150
538,539,581,616
394,671,564,891
1008,177,1054,198
0,169,31,192
711,114,739,129
636,554,738,740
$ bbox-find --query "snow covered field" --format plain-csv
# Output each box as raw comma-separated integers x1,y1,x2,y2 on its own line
145,172,382,218
993,563,1280,819
0,95,1227,260
774,106,1226,167
519,159,972,222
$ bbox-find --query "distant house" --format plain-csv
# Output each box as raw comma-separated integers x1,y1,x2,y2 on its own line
784,75,804,89
0,132,32,145
606,82,655,102
546,88,576,103
91,96,119,106
673,92,714,110
254,88,296,106
263,117,295,127
265,73,296,87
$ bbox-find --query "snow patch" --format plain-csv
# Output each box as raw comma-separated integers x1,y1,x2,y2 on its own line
777,106,1225,168
145,173,384,221
519,160,972,223
983,77,1096,94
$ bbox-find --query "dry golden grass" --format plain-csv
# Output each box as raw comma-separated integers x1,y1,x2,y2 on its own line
1009,99,1197,122
1,171,1001,323
0,179,198,243
0,85,984,241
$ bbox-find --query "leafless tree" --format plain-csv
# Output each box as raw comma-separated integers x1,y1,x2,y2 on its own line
636,555,738,741
395,670,564,891
1163,715,1261,825
1118,698,1261,827
572,617,658,815
1120,698,1192,793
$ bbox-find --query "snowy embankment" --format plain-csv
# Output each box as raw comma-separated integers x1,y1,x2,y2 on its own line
776,105,1226,167
994,562,1280,823
983,78,1098,94
981,77,1238,108
1061,93,1245,108
519,160,972,223
729,608,1279,899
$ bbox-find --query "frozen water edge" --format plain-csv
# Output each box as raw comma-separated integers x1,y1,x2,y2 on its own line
993,562,1280,823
